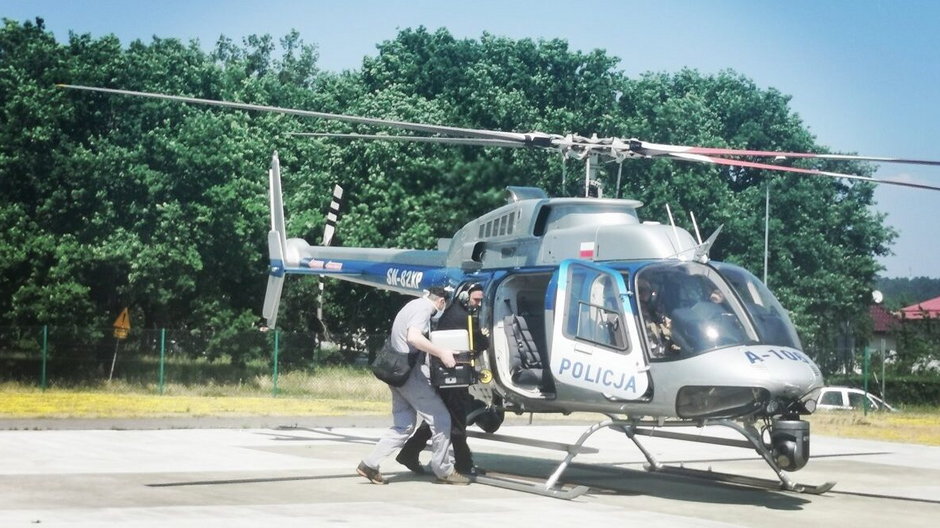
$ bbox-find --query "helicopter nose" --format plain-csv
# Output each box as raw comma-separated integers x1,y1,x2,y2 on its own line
675,386,770,419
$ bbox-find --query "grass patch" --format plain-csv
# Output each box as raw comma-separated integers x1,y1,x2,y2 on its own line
2,365,388,398
2,370,939,447
807,409,940,446
0,366,391,419
0,391,388,418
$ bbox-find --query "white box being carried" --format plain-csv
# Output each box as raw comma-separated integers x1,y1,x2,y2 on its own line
429,329,475,388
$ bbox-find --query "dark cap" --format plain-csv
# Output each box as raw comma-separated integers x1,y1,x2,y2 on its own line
427,286,449,300
467,283,483,294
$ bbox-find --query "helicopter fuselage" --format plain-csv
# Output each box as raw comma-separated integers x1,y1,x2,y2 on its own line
255,151,829,483
268,181,824,429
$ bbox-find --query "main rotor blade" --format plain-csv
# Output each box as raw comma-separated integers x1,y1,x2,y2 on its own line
635,140,940,167
287,132,526,148
669,152,940,191
57,84,555,146
57,85,940,191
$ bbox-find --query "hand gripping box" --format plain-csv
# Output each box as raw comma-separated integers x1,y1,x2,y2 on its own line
429,329,476,388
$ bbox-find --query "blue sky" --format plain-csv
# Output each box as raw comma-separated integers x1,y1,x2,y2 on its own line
4,0,939,278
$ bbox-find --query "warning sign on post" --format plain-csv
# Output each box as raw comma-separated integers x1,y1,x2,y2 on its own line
113,308,131,339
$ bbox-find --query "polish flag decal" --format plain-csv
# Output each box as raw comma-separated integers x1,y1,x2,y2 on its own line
579,242,595,259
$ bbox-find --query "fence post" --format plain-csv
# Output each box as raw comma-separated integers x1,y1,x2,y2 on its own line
863,346,871,416
880,337,886,404
40,325,48,391
159,328,166,395
272,329,280,397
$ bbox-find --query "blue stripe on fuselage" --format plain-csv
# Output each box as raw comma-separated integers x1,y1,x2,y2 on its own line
282,258,459,295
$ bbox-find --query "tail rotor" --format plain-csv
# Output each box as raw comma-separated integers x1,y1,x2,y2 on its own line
317,185,344,331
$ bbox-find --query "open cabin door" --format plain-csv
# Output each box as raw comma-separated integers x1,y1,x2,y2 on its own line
549,260,649,400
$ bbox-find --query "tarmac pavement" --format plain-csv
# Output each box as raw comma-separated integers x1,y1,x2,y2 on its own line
1,416,938,527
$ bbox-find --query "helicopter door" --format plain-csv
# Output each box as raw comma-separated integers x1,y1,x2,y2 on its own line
549,260,649,400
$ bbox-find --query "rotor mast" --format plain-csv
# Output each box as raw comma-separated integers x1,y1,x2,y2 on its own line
584,153,604,198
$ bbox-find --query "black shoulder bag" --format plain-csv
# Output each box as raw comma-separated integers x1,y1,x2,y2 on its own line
370,339,416,387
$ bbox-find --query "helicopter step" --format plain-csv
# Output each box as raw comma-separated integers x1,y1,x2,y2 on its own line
472,473,590,500
630,426,754,449
465,429,596,499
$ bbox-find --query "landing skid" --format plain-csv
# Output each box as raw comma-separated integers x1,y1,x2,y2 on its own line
611,416,836,495
652,464,836,495
468,417,835,498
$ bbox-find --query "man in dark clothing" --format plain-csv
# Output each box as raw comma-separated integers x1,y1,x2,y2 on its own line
396,284,485,476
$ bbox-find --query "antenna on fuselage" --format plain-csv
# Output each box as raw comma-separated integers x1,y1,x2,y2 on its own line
665,203,698,261
689,211,703,245
665,203,681,247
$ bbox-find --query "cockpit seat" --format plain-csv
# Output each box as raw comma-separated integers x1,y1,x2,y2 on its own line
504,314,544,390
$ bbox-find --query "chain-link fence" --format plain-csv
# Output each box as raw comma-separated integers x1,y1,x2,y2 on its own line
0,326,381,397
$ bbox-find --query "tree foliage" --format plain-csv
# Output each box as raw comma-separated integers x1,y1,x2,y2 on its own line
876,276,940,310
0,20,898,371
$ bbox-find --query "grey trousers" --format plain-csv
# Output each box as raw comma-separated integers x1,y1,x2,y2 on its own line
362,365,454,478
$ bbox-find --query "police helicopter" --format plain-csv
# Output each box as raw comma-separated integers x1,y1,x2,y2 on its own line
60,85,940,498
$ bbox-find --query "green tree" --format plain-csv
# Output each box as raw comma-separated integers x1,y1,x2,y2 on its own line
894,316,940,374
0,19,324,365
0,21,898,374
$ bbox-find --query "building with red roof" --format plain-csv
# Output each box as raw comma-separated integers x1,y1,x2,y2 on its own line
870,303,900,332
899,296,940,320
861,296,940,374
869,303,899,357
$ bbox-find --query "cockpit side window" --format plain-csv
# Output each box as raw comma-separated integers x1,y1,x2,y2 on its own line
634,262,758,358
563,265,629,351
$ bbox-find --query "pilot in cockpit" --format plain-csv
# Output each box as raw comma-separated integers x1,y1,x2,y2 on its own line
636,276,680,358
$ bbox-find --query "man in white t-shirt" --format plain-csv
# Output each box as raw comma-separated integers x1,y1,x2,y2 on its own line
357,287,470,485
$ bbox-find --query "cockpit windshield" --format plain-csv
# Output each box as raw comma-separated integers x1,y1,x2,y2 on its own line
713,262,803,350
633,262,759,359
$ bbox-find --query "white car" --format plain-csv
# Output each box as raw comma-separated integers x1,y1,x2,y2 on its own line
815,386,896,412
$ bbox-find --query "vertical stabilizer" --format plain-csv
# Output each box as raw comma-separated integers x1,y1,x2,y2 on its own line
268,151,288,251
263,152,287,328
